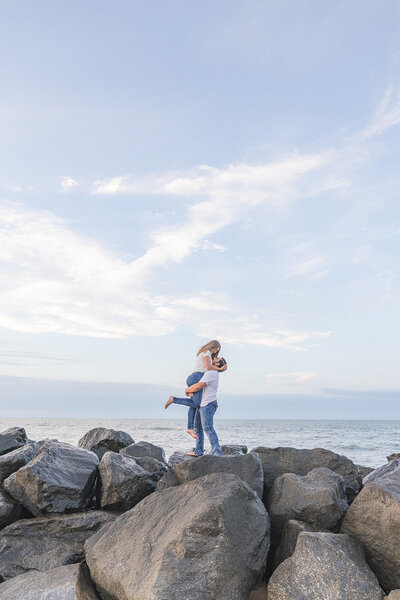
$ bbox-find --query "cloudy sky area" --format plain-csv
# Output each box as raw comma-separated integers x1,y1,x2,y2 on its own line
0,1,399,417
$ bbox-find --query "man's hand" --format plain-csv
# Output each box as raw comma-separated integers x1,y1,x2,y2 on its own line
218,364,227,372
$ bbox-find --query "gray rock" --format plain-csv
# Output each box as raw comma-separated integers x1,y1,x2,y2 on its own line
0,563,99,599
0,490,20,530
387,592,400,599
3,441,99,516
363,459,400,485
78,427,134,459
252,446,359,502
0,428,27,457
120,441,166,463
267,532,384,600
221,444,248,455
356,463,374,486
155,469,180,491
273,519,327,569
173,452,264,499
85,473,270,600
0,442,40,485
99,452,161,512
167,449,192,468
341,474,400,592
268,468,348,543
0,510,116,581
387,453,400,461
133,455,168,479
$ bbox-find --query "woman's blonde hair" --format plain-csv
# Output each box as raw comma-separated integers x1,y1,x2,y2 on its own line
197,340,221,356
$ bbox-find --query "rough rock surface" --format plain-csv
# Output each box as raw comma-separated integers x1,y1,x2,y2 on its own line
387,592,400,599
0,490,20,530
0,510,116,581
167,449,192,468
0,563,99,599
78,428,134,459
356,463,374,486
155,469,180,491
341,475,400,592
268,468,348,541
387,453,400,461
267,532,385,600
363,459,400,485
99,452,162,511
173,452,264,499
221,444,248,455
253,446,359,501
3,441,99,516
273,519,327,569
120,441,166,463
85,473,270,600
0,442,40,485
0,428,27,457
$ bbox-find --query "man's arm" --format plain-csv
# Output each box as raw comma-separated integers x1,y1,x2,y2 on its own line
185,381,207,395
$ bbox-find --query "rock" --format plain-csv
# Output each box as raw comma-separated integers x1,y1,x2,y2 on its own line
0,510,116,580
78,428,134,459
155,469,180,491
120,441,166,463
363,459,400,485
267,532,384,600
249,583,267,599
0,490,20,530
0,428,27,457
173,452,264,499
0,563,99,599
273,519,327,569
252,446,359,502
167,449,192,468
0,442,40,485
99,452,162,512
3,441,99,516
341,474,400,592
85,473,270,600
356,463,374,486
221,444,248,455
387,592,400,599
387,453,400,461
268,468,348,544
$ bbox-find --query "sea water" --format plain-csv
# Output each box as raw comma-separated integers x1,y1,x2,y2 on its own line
1,418,399,468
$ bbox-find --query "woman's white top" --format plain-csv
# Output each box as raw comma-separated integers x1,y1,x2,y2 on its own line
194,350,212,373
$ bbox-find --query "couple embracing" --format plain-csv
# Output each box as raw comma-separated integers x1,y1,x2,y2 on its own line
165,340,227,457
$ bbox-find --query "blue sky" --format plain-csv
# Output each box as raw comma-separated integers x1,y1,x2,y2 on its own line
0,1,399,417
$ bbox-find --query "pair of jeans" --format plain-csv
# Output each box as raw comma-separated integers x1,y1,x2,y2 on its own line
172,371,204,429
194,401,222,456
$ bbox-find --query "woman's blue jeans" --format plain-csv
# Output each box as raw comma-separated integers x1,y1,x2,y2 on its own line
194,401,222,456
172,371,203,429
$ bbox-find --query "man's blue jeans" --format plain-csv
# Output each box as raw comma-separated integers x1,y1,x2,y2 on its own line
172,371,203,429
194,401,222,456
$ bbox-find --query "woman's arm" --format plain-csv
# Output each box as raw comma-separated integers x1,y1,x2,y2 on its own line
203,354,225,371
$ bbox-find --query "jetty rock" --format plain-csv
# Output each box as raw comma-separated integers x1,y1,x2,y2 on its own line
387,592,400,599
3,440,99,516
167,449,192,468
268,467,348,543
0,490,20,531
273,519,328,569
341,470,400,592
0,428,27,457
120,441,167,464
362,459,400,485
252,446,359,502
85,473,270,600
221,444,248,455
267,532,385,600
0,563,99,600
78,427,134,459
0,510,116,581
0,442,40,485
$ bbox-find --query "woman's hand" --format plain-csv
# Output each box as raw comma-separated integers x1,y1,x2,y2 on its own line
218,365,227,372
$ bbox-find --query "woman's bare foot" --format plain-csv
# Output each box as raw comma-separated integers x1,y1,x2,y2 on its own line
186,451,201,457
186,429,198,440
165,396,174,409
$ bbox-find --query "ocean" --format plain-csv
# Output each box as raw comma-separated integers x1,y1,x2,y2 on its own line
1,418,399,468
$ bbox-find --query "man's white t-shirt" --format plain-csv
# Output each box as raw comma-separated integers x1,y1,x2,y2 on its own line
194,350,212,373
199,370,219,407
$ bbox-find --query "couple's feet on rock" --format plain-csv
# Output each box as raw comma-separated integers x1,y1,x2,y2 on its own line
186,451,202,457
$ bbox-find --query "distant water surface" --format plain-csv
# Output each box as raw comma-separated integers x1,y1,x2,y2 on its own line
0,418,399,468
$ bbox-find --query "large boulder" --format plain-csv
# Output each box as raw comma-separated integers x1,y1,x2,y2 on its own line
363,459,400,485
3,441,99,516
252,446,359,501
0,510,116,581
0,428,27,457
78,428,134,459
273,519,327,569
99,452,164,512
356,463,374,487
387,592,400,599
268,468,348,543
0,442,40,485
120,441,166,464
341,474,400,592
85,473,270,600
0,563,99,599
167,449,191,468
173,452,264,499
267,532,385,600
221,444,248,455
0,490,20,530
155,469,180,491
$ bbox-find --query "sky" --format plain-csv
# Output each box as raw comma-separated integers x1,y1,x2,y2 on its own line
0,0,399,418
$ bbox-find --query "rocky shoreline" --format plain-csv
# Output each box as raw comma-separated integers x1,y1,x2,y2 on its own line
0,425,398,599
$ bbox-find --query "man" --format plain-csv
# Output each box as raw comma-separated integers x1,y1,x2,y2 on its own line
185,356,227,457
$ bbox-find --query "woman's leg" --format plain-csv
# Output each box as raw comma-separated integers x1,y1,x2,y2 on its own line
185,372,203,432
200,402,222,456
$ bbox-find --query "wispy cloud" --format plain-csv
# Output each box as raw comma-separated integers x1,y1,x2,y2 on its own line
61,176,79,192
363,85,400,138
267,372,317,383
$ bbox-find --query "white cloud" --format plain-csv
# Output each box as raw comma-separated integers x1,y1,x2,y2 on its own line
364,85,400,138
61,176,79,192
266,372,317,383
